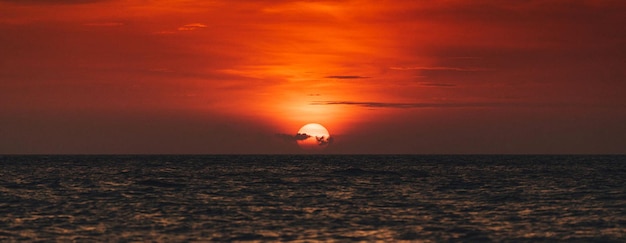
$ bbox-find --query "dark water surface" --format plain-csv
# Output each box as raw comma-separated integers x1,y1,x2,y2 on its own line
1,155,624,241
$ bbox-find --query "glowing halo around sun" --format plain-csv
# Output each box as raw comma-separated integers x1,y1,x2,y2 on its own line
296,123,332,150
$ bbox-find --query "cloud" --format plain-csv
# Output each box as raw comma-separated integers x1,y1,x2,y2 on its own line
316,136,333,146
276,133,334,146
390,66,490,72
311,101,497,109
419,83,457,87
276,133,310,143
324,75,370,79
154,31,176,35
177,23,208,31
294,133,310,140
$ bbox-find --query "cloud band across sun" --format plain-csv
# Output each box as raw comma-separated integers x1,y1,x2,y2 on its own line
310,101,539,109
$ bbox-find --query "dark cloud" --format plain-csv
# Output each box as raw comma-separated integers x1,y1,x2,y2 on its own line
294,133,310,140
390,66,489,72
276,133,310,143
276,133,333,147
316,136,333,146
313,100,604,110
311,101,498,109
324,75,370,79
420,83,457,87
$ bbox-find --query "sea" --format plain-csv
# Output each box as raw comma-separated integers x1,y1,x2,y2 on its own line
0,155,624,242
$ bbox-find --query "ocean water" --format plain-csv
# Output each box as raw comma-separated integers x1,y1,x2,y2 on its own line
0,155,624,242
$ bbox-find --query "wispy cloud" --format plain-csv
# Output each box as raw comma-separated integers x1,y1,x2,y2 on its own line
154,23,208,35
390,66,490,72
324,75,370,79
419,83,457,87
154,31,176,35
177,23,207,31
311,101,499,109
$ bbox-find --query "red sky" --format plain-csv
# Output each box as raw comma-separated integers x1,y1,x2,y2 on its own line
1,0,625,154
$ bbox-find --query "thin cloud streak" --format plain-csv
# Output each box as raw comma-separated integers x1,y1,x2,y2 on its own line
324,75,370,79
312,101,598,109
420,83,457,87
390,66,491,72
311,101,496,109
310,101,556,109
178,23,207,31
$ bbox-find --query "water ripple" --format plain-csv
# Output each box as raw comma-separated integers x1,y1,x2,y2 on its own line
0,155,624,241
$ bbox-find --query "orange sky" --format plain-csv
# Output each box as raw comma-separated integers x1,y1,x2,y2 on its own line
1,0,625,154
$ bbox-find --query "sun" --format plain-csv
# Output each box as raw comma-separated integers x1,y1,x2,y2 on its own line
297,123,332,150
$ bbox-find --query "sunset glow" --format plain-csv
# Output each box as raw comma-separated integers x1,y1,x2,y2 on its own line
1,0,625,154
